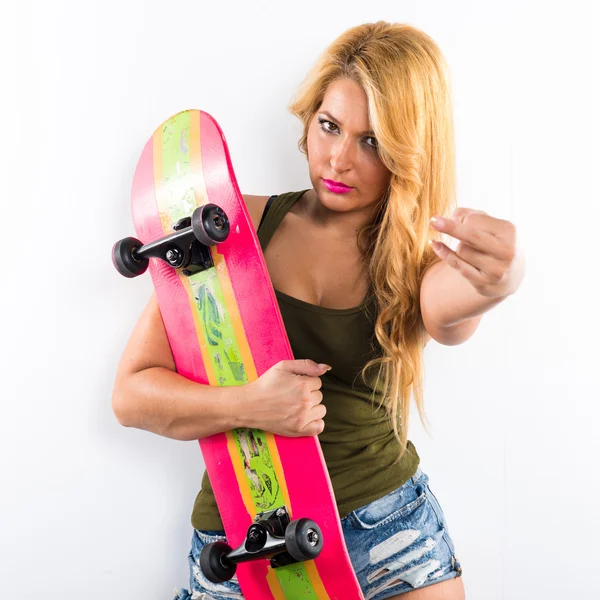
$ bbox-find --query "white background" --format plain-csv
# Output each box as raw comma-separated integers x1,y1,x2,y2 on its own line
1,0,598,598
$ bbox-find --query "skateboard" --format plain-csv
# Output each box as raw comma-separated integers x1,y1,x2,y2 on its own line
112,109,364,599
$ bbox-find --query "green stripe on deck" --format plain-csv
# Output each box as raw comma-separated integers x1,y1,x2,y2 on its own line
161,111,245,387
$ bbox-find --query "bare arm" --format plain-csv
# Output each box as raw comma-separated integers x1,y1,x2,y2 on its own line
421,210,524,346
111,293,327,440
111,293,245,441
420,260,487,346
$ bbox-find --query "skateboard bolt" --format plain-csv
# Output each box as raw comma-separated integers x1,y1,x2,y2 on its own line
213,215,225,230
276,508,286,517
166,249,181,264
307,529,319,546
247,525,267,546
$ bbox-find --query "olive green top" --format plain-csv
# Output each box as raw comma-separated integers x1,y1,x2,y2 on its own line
191,190,419,531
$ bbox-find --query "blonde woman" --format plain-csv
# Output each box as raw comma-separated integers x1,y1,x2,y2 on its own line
113,20,524,600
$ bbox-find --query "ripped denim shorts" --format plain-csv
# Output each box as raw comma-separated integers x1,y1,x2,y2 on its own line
173,466,462,600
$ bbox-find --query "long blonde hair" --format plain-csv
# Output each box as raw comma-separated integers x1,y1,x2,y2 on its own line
288,21,457,458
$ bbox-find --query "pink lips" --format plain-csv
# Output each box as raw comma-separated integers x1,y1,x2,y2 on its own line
322,178,353,194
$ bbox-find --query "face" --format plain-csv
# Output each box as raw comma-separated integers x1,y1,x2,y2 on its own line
306,78,391,214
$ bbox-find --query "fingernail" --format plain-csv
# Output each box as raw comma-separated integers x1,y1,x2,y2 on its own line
318,363,332,371
430,216,445,228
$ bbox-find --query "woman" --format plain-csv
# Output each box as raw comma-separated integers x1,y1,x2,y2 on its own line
112,21,524,600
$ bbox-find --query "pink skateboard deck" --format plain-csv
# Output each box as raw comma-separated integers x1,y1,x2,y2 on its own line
114,109,364,599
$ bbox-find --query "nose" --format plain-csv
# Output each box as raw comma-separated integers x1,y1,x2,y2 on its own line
329,136,354,173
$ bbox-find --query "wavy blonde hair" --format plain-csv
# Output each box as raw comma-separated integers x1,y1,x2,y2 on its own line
288,21,457,459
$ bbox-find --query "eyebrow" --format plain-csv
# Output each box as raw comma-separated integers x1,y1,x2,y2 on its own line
319,111,375,136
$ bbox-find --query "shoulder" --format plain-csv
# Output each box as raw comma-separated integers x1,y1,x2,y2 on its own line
242,194,271,233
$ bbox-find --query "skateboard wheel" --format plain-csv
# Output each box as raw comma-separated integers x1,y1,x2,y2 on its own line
284,518,323,562
192,204,230,246
112,237,149,278
200,541,237,583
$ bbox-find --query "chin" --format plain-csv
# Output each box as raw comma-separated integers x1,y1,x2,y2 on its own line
319,191,357,212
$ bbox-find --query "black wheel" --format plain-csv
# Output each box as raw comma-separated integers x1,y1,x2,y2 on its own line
112,237,148,278
285,518,323,562
199,541,237,583
192,204,230,246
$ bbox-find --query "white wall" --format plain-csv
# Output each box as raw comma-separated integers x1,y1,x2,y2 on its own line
1,0,598,598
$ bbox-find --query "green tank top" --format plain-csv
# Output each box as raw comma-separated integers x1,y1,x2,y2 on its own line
190,190,419,531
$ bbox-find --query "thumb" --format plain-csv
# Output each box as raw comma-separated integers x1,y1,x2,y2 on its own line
279,359,332,376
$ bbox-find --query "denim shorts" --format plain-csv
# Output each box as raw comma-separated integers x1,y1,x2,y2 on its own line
173,466,462,600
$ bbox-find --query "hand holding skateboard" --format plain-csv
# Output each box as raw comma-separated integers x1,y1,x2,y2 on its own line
242,359,329,438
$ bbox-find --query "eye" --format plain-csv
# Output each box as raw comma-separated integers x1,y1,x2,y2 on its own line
318,117,338,134
364,136,378,149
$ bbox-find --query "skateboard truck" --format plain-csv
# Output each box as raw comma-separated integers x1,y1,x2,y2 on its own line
199,506,324,583
111,203,230,278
